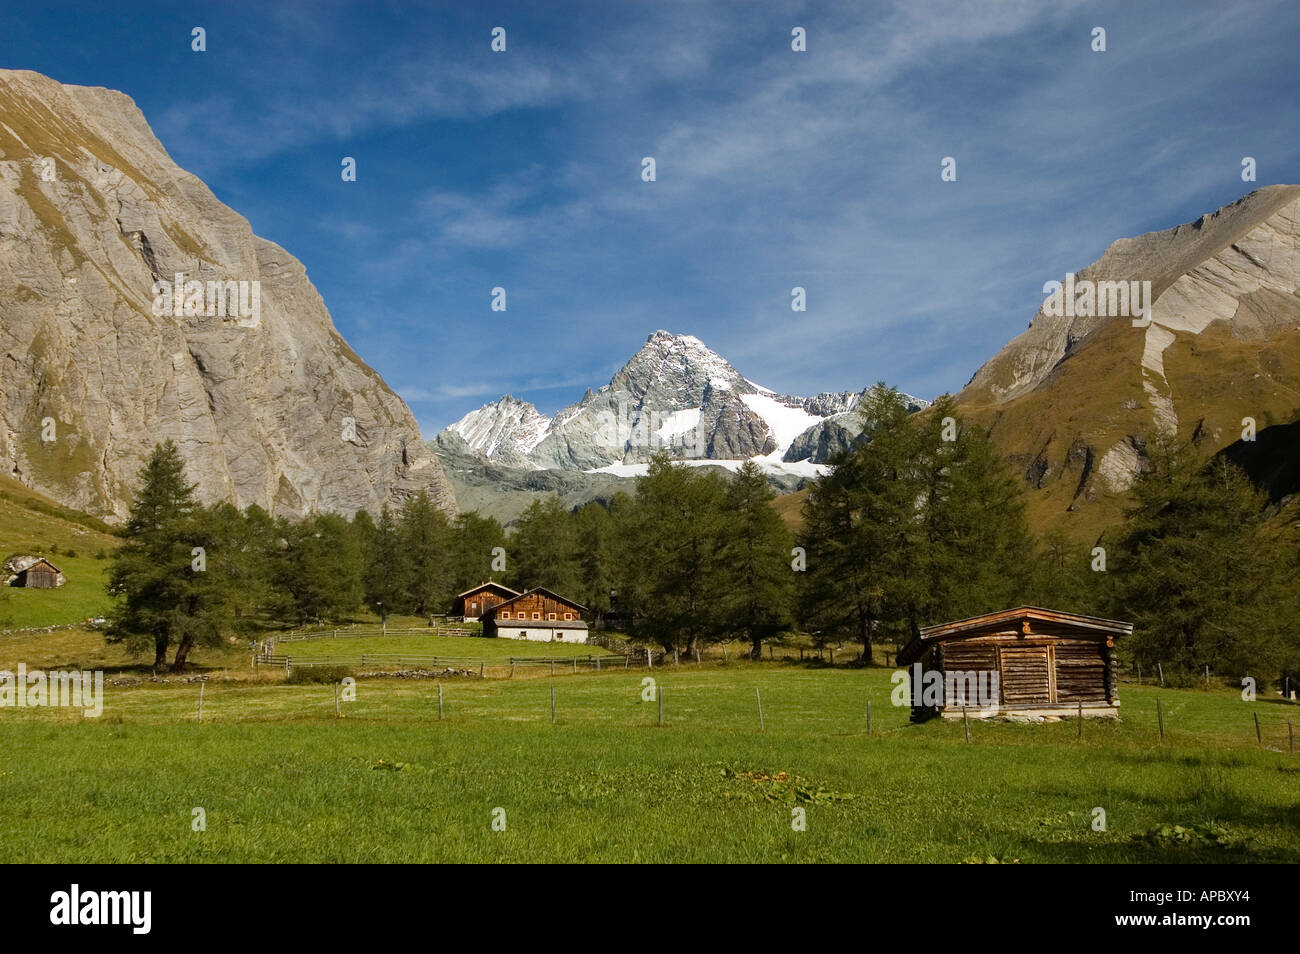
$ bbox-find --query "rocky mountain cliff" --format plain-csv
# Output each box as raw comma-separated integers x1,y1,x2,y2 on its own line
0,70,455,522
441,330,928,477
957,184,1300,537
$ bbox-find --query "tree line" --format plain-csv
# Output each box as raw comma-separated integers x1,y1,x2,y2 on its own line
110,382,1300,683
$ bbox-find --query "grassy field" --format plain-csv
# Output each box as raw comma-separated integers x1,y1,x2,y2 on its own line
274,632,620,663
0,474,119,629
0,628,1295,863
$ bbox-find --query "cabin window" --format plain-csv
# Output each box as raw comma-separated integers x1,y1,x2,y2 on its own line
564,613,574,621
500,611,510,620
548,613,556,620
532,612,541,620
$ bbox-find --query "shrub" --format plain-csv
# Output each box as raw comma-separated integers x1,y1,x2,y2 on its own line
285,665,354,685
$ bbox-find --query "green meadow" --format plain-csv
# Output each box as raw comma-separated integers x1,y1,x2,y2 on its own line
272,631,620,664
0,629,1295,863
0,476,119,629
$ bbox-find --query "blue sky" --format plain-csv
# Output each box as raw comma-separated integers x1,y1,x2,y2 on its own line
4,0,1300,435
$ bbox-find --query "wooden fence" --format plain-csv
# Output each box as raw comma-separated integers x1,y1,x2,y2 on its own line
273,626,472,643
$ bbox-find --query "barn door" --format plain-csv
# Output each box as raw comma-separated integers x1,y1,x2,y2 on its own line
998,646,1052,705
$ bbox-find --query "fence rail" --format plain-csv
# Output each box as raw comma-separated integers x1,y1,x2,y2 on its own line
271,626,473,643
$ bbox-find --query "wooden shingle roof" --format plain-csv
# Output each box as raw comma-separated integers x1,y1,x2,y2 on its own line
898,606,1132,665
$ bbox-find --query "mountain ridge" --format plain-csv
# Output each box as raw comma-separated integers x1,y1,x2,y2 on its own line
956,183,1300,538
0,69,456,522
439,330,930,478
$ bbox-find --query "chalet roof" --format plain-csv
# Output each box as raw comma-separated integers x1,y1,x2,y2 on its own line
898,606,1132,666
488,587,588,615
20,558,61,574
454,581,520,600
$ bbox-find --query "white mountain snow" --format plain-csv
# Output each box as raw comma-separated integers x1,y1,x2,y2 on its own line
438,331,928,479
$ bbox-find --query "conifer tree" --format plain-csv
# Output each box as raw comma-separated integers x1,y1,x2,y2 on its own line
1111,432,1298,677
448,512,508,596
508,496,580,594
364,504,409,616
107,440,234,671
571,502,616,623
623,452,727,656
398,490,453,615
719,461,794,658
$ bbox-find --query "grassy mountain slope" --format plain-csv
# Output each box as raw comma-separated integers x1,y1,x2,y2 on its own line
0,473,118,628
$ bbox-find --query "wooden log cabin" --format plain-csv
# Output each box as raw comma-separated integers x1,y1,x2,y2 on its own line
896,607,1131,721
451,582,520,621
7,557,63,589
482,588,589,643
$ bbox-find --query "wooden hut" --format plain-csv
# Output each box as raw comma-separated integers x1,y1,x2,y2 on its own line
896,606,1131,721
483,588,589,643
7,557,63,589
451,582,520,621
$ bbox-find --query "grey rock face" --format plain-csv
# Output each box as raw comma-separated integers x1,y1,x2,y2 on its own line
447,395,549,469
782,386,931,463
456,331,782,469
445,331,929,471
966,184,1300,406
0,70,454,522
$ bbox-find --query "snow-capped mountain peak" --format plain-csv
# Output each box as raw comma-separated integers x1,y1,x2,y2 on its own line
438,332,928,477
449,395,551,468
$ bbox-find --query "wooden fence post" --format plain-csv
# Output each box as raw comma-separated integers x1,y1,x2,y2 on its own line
1157,662,1165,687
334,682,339,718
1254,711,1262,743
572,658,577,675
1077,700,1082,738
198,682,204,723
1156,697,1164,741
866,700,872,737
962,707,971,743
550,684,556,725
756,688,764,731
438,682,444,720
658,686,664,727
1290,720,1295,755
